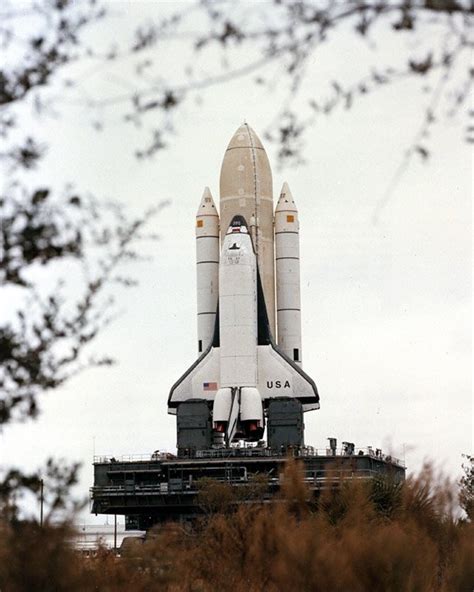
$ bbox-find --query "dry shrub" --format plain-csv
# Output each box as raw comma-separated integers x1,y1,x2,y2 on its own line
0,460,472,592
0,521,88,591
196,477,236,514
442,522,474,592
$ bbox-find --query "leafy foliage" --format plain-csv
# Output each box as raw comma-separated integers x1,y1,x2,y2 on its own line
0,187,163,425
0,0,106,108
2,1,472,166
1,187,83,287
0,458,82,524
0,0,164,523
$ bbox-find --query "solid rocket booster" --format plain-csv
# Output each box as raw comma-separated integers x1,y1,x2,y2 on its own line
275,182,302,365
219,124,276,336
196,187,219,353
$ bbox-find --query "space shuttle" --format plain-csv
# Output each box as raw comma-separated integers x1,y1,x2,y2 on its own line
168,124,319,445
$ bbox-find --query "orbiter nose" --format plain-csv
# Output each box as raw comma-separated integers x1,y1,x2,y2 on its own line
227,214,249,234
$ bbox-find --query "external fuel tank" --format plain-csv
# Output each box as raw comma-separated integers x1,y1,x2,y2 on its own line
219,123,276,337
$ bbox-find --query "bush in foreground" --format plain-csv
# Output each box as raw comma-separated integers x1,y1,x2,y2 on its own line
0,460,473,591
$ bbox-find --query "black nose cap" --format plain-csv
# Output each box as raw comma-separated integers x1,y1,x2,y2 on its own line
229,214,248,229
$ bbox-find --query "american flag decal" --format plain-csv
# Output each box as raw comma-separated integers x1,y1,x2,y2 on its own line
203,382,218,391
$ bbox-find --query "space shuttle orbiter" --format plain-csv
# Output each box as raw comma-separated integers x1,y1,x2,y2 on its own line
168,124,319,445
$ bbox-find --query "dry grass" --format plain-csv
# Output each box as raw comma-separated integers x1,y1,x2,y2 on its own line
0,460,472,592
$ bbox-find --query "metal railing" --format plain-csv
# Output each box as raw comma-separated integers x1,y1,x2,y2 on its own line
194,446,404,466
94,447,404,468
93,452,176,463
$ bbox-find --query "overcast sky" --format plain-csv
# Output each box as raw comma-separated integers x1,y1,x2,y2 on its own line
1,1,471,523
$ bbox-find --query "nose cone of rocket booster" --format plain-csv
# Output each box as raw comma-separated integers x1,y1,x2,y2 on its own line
275,181,298,216
219,123,275,335
196,186,218,220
